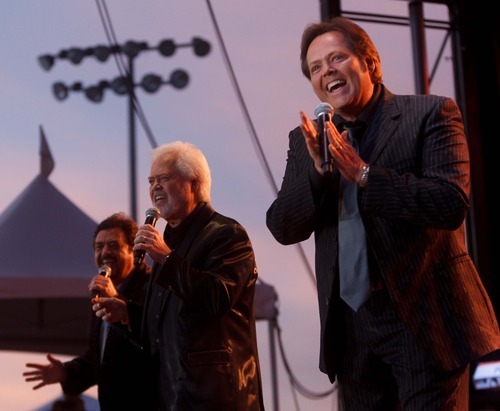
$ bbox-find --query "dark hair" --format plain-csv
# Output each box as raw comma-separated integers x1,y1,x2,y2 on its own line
300,16,382,83
93,212,138,249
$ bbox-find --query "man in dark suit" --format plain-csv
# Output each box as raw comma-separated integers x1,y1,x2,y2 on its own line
93,141,265,410
23,213,154,411
266,16,500,410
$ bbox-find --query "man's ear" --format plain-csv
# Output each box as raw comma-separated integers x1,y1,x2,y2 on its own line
191,179,199,194
365,58,374,74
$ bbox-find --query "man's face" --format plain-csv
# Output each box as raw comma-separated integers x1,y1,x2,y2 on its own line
94,228,134,285
148,159,198,227
306,31,374,120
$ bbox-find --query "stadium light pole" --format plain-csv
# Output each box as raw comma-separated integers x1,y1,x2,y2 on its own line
38,37,211,221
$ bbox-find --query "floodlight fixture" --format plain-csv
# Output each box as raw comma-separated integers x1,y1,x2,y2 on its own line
52,82,68,101
141,74,162,93
93,45,112,62
165,37,211,58
192,37,211,57
55,69,190,102
169,69,189,89
66,47,88,65
38,55,55,71
158,39,176,57
84,80,109,103
38,36,210,72
38,50,68,71
52,81,83,101
122,41,149,58
85,85,104,103
110,76,129,95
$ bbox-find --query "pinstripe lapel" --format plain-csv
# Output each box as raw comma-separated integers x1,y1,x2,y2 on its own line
363,88,401,163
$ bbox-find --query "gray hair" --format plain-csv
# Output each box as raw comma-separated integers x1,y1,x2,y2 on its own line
151,141,211,202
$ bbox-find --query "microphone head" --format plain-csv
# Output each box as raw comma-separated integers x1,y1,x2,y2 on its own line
145,207,160,220
314,102,334,118
99,265,112,278
134,207,161,267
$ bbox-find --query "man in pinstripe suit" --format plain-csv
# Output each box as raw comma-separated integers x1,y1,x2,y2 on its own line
266,17,500,410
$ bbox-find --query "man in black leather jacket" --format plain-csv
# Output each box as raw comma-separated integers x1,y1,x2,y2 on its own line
93,141,265,411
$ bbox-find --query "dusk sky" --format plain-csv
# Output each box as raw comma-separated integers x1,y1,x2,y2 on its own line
0,1,454,410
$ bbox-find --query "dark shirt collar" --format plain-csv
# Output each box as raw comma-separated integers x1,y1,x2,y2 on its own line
333,83,382,129
164,202,208,249
116,273,131,293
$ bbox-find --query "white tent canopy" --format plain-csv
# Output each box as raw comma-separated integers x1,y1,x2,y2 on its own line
0,127,98,355
0,126,97,298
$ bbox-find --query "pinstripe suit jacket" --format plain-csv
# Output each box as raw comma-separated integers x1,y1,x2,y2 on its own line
266,85,500,381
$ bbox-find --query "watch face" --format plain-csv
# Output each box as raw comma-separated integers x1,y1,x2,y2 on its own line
359,165,369,187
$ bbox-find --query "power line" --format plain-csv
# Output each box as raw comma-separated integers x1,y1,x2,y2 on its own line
203,0,317,290
95,0,159,148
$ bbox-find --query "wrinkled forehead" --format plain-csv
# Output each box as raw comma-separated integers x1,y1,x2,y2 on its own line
307,31,349,62
150,157,175,175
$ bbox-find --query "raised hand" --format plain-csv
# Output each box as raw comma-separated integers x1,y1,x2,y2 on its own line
23,353,66,390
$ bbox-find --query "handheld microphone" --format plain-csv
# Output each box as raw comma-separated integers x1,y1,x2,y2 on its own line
314,102,334,174
91,265,112,299
134,207,161,266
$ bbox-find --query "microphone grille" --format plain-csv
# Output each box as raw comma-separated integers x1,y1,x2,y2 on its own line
145,207,160,219
99,265,112,277
314,102,334,118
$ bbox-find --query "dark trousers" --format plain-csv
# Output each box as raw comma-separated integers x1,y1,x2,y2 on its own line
336,287,470,411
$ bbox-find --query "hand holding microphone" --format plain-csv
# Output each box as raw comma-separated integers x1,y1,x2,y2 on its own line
90,265,112,299
134,207,161,266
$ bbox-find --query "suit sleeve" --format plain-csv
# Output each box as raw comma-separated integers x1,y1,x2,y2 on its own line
266,126,336,245
360,96,470,230
60,349,96,395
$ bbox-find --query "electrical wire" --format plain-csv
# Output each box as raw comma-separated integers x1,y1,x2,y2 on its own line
274,317,337,400
95,0,158,148
203,0,317,289
203,2,332,408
